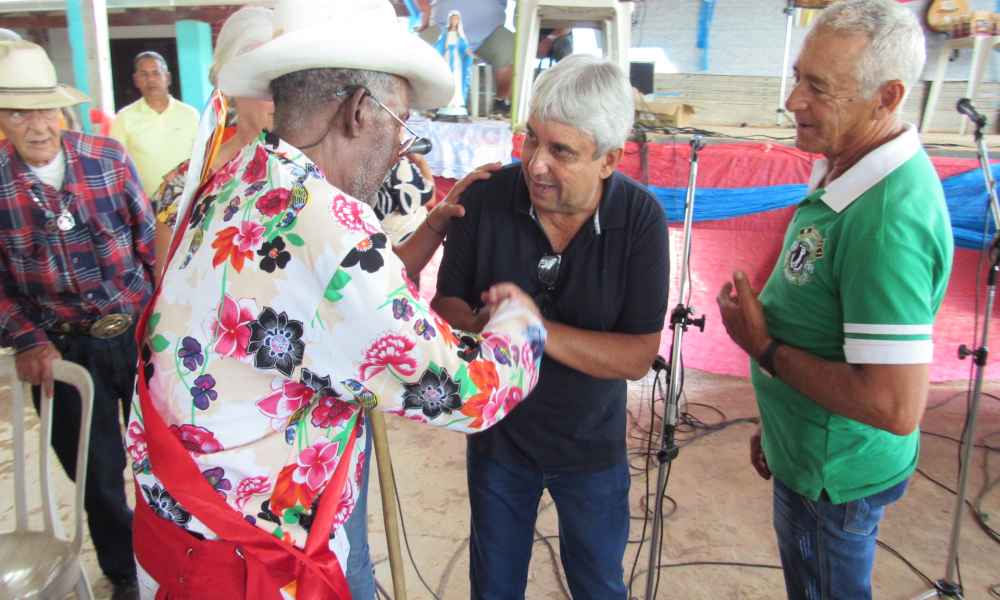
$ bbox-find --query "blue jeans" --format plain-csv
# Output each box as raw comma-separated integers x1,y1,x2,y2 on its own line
31,327,138,584
344,414,375,600
772,477,909,600
467,445,631,600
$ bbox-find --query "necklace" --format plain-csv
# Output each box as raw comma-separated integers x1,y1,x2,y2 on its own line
27,185,75,233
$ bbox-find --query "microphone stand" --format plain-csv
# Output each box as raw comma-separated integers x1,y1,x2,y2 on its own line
643,136,707,600
911,101,1000,600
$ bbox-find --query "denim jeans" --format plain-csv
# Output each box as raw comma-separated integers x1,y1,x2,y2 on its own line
467,445,631,600
772,477,909,600
344,414,375,600
31,326,139,584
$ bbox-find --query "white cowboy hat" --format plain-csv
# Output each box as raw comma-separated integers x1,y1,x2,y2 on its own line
0,41,90,109
219,0,454,110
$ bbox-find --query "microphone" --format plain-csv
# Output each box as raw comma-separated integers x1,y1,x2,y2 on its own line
689,134,706,152
957,98,988,128
405,137,433,156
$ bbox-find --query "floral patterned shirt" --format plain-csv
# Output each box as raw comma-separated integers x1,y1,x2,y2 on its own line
127,132,545,589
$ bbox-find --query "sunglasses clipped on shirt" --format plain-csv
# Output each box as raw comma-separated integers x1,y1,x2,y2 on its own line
534,254,561,318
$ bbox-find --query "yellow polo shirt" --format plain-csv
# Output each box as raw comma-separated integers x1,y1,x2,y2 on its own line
110,96,200,193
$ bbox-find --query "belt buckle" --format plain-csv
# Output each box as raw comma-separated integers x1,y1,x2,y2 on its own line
91,314,133,339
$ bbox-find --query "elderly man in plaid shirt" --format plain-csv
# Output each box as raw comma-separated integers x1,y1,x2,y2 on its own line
0,41,154,600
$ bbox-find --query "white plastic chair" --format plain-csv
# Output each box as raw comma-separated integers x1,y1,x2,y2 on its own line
468,55,495,118
511,0,634,126
0,355,95,600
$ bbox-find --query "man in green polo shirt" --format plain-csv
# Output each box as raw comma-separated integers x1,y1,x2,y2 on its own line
717,1,953,598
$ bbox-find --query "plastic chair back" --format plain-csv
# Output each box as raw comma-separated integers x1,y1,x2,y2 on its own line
0,355,95,599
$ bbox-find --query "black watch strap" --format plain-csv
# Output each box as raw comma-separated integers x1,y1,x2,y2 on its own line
757,338,785,379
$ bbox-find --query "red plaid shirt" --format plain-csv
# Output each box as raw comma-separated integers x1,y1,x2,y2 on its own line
0,131,156,352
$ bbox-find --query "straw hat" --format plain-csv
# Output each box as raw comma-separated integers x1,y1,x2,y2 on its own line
218,0,453,110
0,41,90,110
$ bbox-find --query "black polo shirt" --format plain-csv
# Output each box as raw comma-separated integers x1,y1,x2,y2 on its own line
437,163,670,474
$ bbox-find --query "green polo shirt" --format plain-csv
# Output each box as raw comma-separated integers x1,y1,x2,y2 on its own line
753,124,953,504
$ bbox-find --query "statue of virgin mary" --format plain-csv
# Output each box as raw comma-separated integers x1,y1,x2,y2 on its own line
433,10,473,116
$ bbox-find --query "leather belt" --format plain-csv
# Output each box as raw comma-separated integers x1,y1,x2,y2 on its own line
50,313,136,339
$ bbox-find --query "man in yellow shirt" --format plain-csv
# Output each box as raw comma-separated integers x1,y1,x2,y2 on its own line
110,51,200,194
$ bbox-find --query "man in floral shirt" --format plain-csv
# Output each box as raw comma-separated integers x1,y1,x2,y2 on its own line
128,1,546,598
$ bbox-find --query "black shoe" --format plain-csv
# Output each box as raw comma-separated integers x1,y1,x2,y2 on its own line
491,98,511,118
111,581,139,600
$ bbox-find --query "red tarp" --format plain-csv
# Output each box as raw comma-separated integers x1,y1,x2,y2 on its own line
423,138,995,382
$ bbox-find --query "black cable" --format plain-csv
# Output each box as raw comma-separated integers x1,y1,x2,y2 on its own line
534,503,571,598
392,468,444,600
655,560,782,571
876,540,935,587
628,367,661,599
652,462,671,600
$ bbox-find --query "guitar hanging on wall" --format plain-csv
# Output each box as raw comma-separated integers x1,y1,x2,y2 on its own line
927,0,971,33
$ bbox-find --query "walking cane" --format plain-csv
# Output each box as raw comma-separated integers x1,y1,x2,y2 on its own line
368,410,408,600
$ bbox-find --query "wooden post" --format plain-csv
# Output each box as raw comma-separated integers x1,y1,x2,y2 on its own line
369,410,408,600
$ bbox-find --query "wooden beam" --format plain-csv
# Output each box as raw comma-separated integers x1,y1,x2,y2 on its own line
1,6,237,29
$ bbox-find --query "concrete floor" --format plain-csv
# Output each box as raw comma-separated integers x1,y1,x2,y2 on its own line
1,369,999,599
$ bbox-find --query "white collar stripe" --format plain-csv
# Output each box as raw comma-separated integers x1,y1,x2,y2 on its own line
808,122,922,213
843,323,933,335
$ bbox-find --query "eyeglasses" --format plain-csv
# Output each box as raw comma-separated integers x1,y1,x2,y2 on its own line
335,88,422,157
2,108,60,126
534,254,561,318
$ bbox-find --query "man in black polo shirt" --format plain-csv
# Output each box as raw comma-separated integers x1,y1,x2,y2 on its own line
433,55,669,600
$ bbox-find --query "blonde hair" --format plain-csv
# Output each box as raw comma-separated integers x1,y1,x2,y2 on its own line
209,7,274,88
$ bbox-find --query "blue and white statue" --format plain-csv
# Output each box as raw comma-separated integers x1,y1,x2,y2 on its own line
433,10,473,116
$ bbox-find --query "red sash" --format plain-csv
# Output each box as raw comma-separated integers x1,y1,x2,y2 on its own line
134,135,356,600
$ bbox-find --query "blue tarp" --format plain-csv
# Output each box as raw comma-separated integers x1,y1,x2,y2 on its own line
646,162,1000,251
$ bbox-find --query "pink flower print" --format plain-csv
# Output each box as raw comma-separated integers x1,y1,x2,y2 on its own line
256,376,315,432
208,155,241,194
504,386,523,412
170,424,224,455
241,145,269,184
356,332,419,381
256,188,290,217
311,395,354,429
125,421,147,463
402,267,420,298
331,484,355,528
235,475,272,510
233,219,265,254
330,193,379,236
481,331,513,366
293,436,341,491
354,452,365,486
203,294,257,363
481,387,508,428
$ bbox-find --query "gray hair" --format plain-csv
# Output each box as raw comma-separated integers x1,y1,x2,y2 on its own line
0,29,22,42
811,0,925,101
209,7,273,88
270,68,398,134
133,51,169,74
529,54,634,158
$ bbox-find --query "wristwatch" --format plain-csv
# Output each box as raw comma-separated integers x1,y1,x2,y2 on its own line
546,34,559,41
757,338,785,379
